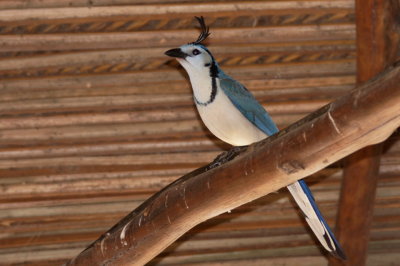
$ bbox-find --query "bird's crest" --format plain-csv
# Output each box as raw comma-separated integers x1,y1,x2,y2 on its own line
189,16,210,45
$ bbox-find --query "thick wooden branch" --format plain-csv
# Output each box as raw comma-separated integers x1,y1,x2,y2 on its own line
67,64,400,266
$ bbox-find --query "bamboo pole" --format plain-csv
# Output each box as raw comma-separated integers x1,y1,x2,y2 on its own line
0,26,354,52
67,64,400,266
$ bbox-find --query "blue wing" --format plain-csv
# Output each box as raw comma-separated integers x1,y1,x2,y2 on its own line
219,75,346,259
219,76,279,137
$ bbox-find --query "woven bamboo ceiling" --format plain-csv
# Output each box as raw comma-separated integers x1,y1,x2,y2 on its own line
0,0,399,265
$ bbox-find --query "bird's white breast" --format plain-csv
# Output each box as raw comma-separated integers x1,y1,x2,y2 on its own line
195,80,267,146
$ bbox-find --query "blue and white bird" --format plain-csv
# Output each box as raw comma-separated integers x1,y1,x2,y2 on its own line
165,16,345,259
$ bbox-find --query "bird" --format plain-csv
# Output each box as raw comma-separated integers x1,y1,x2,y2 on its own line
165,16,346,259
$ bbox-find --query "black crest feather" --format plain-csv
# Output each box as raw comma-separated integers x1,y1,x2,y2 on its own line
190,16,210,45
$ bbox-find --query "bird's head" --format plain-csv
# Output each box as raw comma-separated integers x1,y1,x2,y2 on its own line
165,16,218,78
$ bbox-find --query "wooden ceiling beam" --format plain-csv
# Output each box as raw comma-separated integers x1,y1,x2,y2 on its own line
329,0,400,265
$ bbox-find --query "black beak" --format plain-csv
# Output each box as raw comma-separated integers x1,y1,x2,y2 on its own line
165,48,187,59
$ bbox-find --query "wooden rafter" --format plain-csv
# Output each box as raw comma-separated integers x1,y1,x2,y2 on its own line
67,64,400,266
329,0,400,265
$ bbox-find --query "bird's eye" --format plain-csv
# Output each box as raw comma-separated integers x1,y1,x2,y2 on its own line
192,49,201,55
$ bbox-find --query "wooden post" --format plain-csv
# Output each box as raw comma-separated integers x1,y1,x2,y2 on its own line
329,0,400,265
66,65,400,266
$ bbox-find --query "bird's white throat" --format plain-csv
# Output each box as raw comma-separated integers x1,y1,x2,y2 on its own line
178,59,214,103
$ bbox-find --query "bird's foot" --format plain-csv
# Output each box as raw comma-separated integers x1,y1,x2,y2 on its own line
208,146,247,170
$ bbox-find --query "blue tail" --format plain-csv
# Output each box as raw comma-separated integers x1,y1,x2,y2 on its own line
287,180,346,259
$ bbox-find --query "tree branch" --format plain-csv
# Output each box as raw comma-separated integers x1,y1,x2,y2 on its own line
67,64,400,266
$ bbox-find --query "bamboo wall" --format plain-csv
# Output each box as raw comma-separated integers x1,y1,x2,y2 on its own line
0,0,399,265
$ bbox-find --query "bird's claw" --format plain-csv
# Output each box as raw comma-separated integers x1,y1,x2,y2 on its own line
208,146,246,170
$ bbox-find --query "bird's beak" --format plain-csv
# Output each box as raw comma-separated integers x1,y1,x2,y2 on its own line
165,48,187,59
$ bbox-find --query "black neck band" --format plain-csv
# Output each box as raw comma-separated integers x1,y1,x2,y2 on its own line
194,76,217,106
